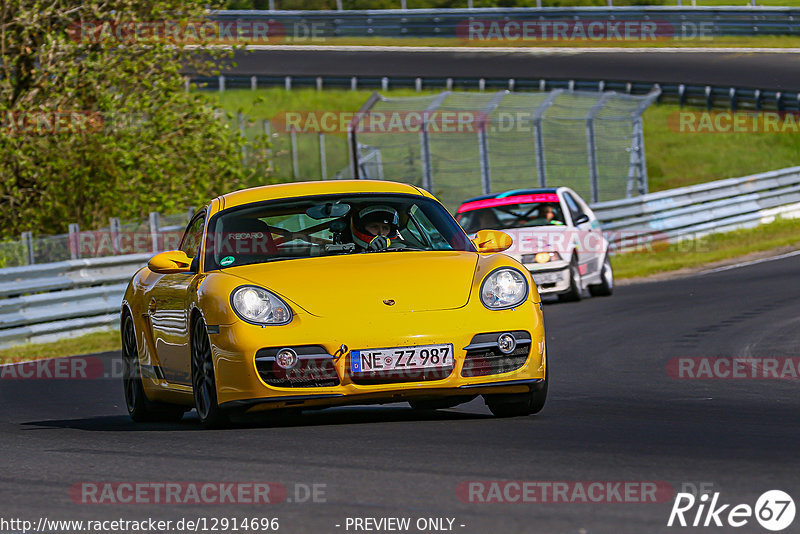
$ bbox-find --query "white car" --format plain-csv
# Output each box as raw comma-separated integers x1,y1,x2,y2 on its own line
456,187,613,301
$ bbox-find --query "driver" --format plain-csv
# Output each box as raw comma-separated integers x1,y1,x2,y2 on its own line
351,205,401,251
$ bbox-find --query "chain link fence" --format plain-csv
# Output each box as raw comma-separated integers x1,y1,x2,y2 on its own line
349,89,659,211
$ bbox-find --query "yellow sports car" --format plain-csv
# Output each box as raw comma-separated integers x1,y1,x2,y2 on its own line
121,180,547,426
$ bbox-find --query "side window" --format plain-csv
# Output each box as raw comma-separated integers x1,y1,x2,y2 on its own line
563,193,585,224
179,212,206,258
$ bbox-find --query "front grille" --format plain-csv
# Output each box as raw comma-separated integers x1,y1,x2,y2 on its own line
255,345,340,388
461,331,531,378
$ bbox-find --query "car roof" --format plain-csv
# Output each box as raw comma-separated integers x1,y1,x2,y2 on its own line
460,188,561,205
218,180,430,210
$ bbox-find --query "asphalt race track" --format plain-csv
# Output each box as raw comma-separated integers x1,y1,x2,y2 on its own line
1,253,799,533
221,46,800,91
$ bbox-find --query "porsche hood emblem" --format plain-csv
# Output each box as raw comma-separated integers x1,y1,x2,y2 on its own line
382,299,396,306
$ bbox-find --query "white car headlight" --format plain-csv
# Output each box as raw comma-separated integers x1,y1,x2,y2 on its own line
231,286,292,325
480,268,529,310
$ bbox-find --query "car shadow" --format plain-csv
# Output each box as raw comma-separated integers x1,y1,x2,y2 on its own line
20,404,493,432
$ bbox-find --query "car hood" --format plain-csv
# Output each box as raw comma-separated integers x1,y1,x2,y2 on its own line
220,251,479,317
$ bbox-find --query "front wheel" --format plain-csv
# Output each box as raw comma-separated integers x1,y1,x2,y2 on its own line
558,255,582,302
484,365,548,418
589,255,614,297
121,313,185,423
191,318,229,428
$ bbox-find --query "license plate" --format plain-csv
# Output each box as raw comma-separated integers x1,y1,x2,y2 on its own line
533,272,562,284
350,344,454,373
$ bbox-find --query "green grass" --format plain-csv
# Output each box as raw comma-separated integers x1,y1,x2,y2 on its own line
0,329,120,363
613,216,800,279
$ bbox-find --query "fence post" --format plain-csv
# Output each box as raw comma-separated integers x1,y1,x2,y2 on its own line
531,90,563,188
218,75,225,92
149,212,161,253
319,133,328,180
109,218,121,255
585,93,611,203
68,223,81,260
263,119,273,170
238,112,247,166
290,127,299,180
418,92,449,191
251,75,257,91
21,231,34,265
477,91,507,195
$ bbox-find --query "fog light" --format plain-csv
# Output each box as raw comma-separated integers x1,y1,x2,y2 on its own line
276,348,298,369
535,252,552,264
497,333,517,354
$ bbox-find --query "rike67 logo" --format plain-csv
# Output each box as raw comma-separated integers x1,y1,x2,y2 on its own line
668,490,795,531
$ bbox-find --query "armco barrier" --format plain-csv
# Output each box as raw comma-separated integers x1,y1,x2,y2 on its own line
213,8,800,38
2,168,800,348
593,166,800,248
0,254,150,348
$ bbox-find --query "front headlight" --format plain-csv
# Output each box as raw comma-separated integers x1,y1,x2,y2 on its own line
521,251,562,264
480,268,528,310
230,285,292,325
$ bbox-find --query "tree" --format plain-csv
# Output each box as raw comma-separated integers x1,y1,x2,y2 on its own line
0,0,267,238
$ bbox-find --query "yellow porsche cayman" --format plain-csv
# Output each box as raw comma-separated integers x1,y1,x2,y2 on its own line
121,180,547,426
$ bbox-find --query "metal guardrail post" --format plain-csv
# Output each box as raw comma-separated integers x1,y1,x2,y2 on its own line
419,92,450,192
586,93,612,204
319,133,328,180
21,231,34,265
109,218,122,255
477,91,508,195
251,76,257,91
218,75,225,92
290,127,299,180
68,224,80,260
149,212,160,253
531,90,563,189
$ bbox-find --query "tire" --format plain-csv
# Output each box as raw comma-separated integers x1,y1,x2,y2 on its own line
121,313,185,423
558,255,582,302
484,365,548,418
589,254,614,297
191,317,229,428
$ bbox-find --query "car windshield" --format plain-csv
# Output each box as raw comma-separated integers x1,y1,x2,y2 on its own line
457,201,566,234
204,193,475,269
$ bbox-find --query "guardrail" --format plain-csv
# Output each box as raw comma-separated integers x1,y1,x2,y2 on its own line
0,254,150,348
213,7,800,37
194,74,800,113
593,166,800,248
2,167,800,348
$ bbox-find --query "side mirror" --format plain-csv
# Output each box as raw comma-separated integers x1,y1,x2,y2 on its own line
148,250,192,274
471,229,513,254
573,214,590,226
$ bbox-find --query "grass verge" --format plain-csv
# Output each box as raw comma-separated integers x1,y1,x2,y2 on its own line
0,329,120,363
612,216,800,279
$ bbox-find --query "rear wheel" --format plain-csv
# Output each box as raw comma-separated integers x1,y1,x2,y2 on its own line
558,255,582,302
191,318,229,428
121,313,185,423
589,255,614,297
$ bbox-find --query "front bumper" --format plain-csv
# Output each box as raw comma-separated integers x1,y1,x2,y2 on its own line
209,304,545,411
521,261,571,295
